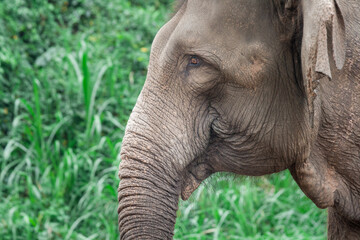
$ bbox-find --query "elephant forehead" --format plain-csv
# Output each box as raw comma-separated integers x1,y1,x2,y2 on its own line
175,0,258,45
185,0,269,32
170,0,277,56
184,0,259,21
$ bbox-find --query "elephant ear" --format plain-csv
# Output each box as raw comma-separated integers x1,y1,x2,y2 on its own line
301,0,346,127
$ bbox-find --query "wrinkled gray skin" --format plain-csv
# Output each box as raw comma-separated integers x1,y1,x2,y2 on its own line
118,0,360,239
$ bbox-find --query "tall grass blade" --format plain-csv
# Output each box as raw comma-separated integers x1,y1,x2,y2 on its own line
65,213,92,240
67,54,83,84
32,79,44,160
82,51,91,136
89,61,112,123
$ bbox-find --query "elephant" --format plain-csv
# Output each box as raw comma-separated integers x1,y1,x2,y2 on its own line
118,0,360,239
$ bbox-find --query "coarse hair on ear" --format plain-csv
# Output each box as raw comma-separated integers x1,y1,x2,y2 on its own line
301,0,346,127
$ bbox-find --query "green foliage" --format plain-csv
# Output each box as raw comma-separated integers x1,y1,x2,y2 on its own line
0,0,326,239
0,0,171,239
175,173,327,240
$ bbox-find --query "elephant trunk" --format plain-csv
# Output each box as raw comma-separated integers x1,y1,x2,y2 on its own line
118,147,181,239
117,81,211,238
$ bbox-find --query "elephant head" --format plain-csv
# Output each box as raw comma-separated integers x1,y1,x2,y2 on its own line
118,0,360,239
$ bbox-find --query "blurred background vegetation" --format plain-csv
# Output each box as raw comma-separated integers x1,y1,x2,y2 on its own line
0,0,326,239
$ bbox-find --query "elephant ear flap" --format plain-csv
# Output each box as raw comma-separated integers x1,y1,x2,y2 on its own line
301,0,345,126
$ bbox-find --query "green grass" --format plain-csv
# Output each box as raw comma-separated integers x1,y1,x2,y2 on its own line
175,173,327,240
0,0,326,239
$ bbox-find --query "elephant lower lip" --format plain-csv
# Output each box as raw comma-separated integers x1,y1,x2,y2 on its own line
181,161,215,200
181,171,203,200
181,183,200,201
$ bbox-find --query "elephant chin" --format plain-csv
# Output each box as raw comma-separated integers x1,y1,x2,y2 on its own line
181,162,214,200
181,173,203,200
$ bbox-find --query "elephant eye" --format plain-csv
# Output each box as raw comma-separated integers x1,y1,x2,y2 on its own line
188,56,201,67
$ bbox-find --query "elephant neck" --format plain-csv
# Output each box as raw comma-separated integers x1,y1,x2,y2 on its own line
304,79,360,226
328,207,360,240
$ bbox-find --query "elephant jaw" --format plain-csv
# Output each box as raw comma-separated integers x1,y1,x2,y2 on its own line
180,162,214,200
181,172,202,200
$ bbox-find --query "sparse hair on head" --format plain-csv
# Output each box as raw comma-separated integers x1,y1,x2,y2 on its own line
171,0,186,18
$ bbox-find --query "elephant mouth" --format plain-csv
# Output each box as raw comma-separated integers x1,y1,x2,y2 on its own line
180,161,214,200
181,171,203,200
